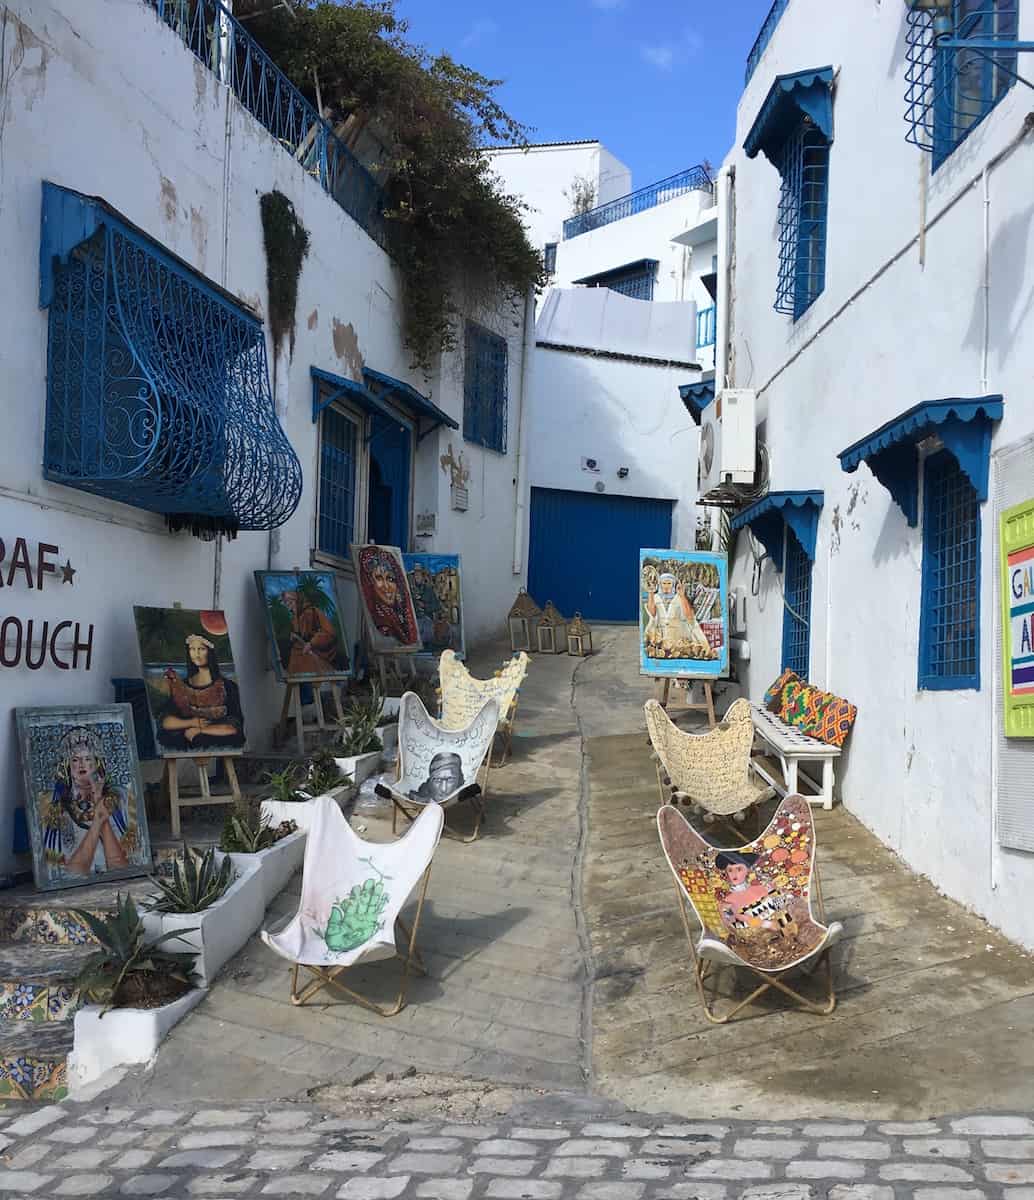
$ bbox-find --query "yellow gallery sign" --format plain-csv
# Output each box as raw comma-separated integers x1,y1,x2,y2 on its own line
1000,497,1034,737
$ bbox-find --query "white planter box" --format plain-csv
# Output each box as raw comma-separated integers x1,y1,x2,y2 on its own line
260,783,350,833
140,864,264,988
219,829,307,908
68,987,205,1094
335,750,382,788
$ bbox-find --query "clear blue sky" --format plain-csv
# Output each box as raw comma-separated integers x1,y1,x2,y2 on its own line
402,0,776,188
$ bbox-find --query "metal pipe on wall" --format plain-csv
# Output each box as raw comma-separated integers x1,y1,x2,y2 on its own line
511,285,536,576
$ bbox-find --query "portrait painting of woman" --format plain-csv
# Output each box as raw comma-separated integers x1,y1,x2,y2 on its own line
639,549,728,679
351,544,422,654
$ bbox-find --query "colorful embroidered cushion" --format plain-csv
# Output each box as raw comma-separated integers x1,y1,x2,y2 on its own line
764,669,800,712
779,681,857,748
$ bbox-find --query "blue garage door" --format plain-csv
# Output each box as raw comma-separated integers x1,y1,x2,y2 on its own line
528,487,674,620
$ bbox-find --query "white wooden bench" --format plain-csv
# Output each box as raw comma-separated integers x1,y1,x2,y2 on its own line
749,702,840,811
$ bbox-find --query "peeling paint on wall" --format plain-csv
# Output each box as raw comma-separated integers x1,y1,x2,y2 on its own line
160,175,178,224
307,309,318,331
332,318,363,378
189,206,207,263
1,12,48,119
830,505,842,555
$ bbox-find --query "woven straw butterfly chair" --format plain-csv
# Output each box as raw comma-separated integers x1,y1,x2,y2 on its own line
375,692,500,843
438,649,529,769
644,697,774,828
657,794,843,1023
262,795,444,1016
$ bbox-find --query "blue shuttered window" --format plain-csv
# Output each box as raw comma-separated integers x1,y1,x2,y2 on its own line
919,450,981,690
775,122,830,320
463,322,508,454
544,242,558,275
317,406,359,559
781,528,813,678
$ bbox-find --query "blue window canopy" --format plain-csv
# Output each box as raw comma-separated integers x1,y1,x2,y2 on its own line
730,490,825,564
363,368,458,441
572,259,660,286
744,66,835,165
679,379,715,426
39,182,301,538
312,367,458,445
837,396,1003,527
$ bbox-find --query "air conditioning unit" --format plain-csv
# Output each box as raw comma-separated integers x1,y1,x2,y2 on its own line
698,388,756,498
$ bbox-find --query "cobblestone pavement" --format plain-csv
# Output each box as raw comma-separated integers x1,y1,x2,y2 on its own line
2,1100,1034,1197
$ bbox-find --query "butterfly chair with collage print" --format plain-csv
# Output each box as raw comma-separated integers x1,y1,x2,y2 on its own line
437,649,529,771
657,794,843,1024
374,692,500,843
262,795,444,1016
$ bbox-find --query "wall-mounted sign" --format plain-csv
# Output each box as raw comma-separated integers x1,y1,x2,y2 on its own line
0,536,90,671
1000,499,1034,737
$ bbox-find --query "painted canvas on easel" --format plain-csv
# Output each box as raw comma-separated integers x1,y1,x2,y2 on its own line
16,704,151,891
134,607,247,756
351,544,423,655
403,553,465,658
639,549,728,678
254,571,351,681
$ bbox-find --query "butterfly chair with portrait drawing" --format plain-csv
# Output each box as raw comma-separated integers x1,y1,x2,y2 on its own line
645,697,774,834
261,795,443,1016
438,649,529,770
657,794,843,1024
374,693,500,843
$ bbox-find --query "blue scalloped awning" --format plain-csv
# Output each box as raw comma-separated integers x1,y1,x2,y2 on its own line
744,66,835,165
730,490,824,563
363,367,458,435
838,396,1003,527
679,380,714,426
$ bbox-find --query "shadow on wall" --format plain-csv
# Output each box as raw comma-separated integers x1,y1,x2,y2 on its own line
967,203,1034,373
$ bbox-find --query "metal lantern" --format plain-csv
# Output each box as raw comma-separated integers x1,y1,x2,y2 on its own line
536,601,567,654
567,611,593,657
507,589,542,653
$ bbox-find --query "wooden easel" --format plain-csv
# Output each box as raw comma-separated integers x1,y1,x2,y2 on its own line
657,677,717,728
375,653,418,693
162,754,242,838
277,674,349,756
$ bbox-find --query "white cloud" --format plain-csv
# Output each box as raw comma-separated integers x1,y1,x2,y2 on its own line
640,29,703,72
460,18,499,48
641,44,675,71
590,0,625,9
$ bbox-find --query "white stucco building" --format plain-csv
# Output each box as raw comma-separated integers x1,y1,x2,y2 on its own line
0,0,531,880
712,0,1034,948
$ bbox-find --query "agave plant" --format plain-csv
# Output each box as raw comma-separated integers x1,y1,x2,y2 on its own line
220,807,298,853
73,894,198,1015
337,685,384,756
261,764,305,803
144,845,236,914
307,748,348,796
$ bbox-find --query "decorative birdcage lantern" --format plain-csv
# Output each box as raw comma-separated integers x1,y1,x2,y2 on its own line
536,601,567,654
507,589,542,653
566,612,593,657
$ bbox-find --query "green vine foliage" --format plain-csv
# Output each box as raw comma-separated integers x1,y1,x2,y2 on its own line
238,1,545,372
260,189,311,358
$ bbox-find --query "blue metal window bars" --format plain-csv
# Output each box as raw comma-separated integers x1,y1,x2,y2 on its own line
775,122,830,320
463,323,508,454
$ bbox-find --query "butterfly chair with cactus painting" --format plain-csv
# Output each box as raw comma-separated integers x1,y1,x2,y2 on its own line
261,795,444,1015
437,649,529,769
657,794,843,1024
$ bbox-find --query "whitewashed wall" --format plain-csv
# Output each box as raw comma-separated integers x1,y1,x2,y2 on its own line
723,0,1034,947
0,0,527,878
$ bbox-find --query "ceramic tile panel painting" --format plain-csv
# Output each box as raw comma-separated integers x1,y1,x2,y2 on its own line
639,549,728,677
16,705,151,891
351,544,422,655
134,607,246,756
403,553,465,658
254,570,351,681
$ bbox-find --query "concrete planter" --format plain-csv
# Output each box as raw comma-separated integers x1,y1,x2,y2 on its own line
68,987,205,1094
220,829,307,908
377,722,398,763
260,784,351,833
140,863,264,988
335,749,382,788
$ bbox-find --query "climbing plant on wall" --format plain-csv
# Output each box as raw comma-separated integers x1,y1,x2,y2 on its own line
260,189,310,359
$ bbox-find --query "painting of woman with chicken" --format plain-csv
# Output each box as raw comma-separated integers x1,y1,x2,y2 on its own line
134,606,247,756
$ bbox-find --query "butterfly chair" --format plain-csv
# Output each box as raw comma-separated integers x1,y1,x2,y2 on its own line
374,693,500,843
261,795,443,1016
657,794,843,1024
645,697,774,830
438,649,529,769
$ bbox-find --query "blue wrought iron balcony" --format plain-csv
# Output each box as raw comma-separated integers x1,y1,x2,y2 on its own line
145,0,387,250
562,166,714,240
696,304,716,349
745,0,791,85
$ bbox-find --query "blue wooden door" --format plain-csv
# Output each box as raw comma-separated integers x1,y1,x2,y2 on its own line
528,487,674,620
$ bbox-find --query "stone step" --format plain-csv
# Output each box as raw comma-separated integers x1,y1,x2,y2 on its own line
0,944,96,1024
0,1018,73,1101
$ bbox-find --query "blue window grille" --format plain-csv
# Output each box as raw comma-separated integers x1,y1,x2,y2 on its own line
562,166,713,240
919,450,981,689
775,122,830,319
781,527,812,678
40,183,302,534
746,0,791,84
463,323,508,453
577,261,657,301
317,406,359,559
145,0,386,248
697,304,717,348
544,242,558,275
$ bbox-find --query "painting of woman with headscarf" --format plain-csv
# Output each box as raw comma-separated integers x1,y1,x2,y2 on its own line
351,544,423,654
639,549,728,678
16,705,151,891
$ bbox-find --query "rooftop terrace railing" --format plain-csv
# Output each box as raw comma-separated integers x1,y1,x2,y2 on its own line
562,165,714,240
745,0,790,85
146,0,388,250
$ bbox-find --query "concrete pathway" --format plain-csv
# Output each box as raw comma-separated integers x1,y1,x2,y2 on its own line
5,1097,1034,1197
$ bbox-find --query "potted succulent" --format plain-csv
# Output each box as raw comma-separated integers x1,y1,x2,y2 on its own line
335,689,385,785
140,845,265,987
67,895,205,1093
259,753,352,832
217,805,305,907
